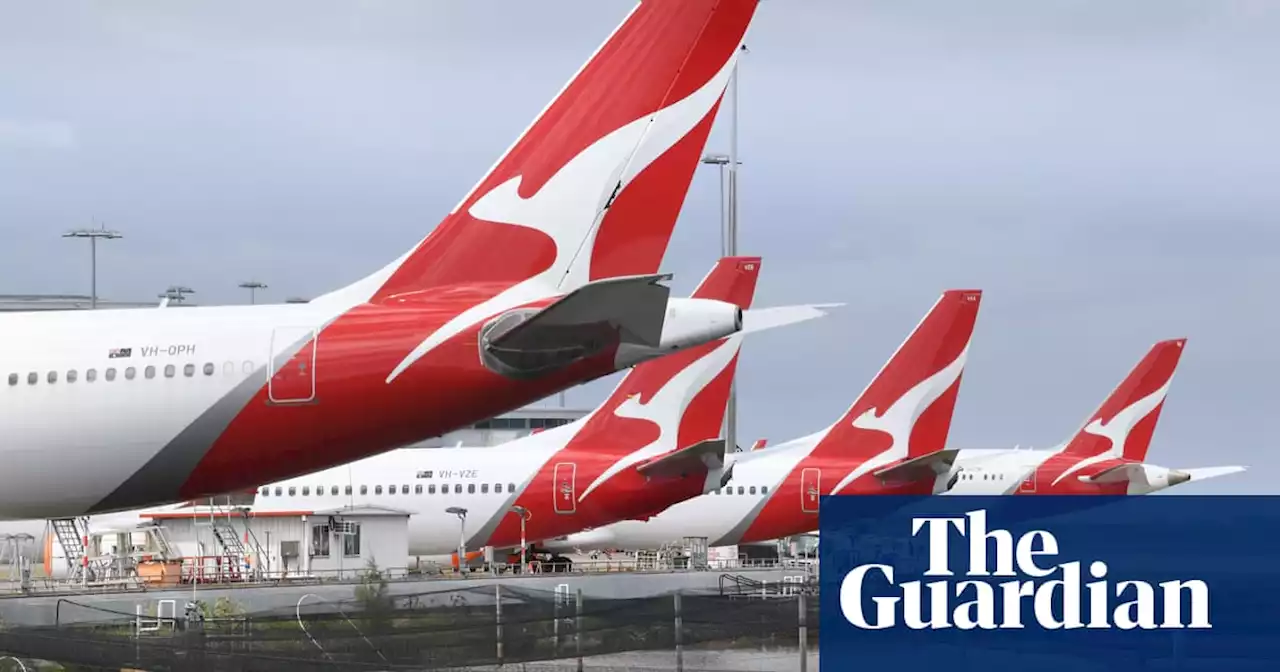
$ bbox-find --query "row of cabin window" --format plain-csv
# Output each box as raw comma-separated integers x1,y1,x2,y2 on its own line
714,485,769,496
261,482,520,498
959,472,1007,481
6,361,257,387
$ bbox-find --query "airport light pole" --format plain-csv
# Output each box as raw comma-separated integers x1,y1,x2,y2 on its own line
446,507,468,574
700,44,748,455
700,154,730,252
238,280,267,305
159,285,195,305
509,505,531,573
62,225,123,309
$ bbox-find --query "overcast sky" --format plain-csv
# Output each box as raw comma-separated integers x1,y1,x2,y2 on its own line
1,1,1276,493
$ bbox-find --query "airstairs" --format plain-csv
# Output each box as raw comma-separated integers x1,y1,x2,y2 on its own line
50,517,88,581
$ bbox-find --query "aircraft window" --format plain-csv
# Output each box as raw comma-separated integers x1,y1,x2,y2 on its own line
454,484,462,494
66,370,77,383
223,362,234,376
86,369,97,382
274,487,282,496
507,483,515,493
316,485,324,496
344,485,352,496
441,484,449,494
288,487,296,496
330,486,339,496
398,485,406,494
467,484,476,494
184,364,195,377
125,367,136,380
749,486,757,495
429,484,437,494
982,474,988,481
104,368,115,382
260,487,268,496
415,484,423,495
6,373,15,386
302,486,310,495
203,363,214,376
387,485,396,495
762,486,769,494
164,365,175,378
26,372,36,385
242,361,253,374
360,485,367,495
714,489,721,495
144,366,155,379
47,371,57,384
737,486,744,495
375,485,383,495
481,483,489,494
493,482,501,493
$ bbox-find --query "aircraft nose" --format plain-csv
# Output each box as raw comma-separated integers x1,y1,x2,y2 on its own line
1168,470,1192,486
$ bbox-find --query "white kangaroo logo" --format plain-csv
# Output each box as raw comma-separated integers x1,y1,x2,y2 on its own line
827,344,969,495
1051,376,1174,486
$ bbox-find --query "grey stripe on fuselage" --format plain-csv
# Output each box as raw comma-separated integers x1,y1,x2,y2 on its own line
709,491,777,547
89,332,315,513
463,475,538,551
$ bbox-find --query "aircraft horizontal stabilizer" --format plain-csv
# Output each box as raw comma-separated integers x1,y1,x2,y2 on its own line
1077,463,1147,484
1181,465,1248,481
872,448,960,486
741,304,843,336
1077,463,1248,486
636,439,727,481
479,274,672,379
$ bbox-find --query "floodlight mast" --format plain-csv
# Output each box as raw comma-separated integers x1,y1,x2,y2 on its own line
239,280,268,305
62,225,123,309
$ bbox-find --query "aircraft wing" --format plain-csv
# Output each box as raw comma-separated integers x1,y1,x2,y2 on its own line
872,449,961,486
635,439,727,481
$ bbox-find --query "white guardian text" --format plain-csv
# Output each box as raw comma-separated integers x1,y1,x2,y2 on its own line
839,509,1211,630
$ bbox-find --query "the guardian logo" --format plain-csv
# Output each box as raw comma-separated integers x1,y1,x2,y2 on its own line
840,509,1211,630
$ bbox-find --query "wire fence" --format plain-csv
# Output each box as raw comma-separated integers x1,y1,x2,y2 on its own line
0,575,820,671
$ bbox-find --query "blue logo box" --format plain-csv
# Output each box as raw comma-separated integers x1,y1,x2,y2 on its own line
819,495,1280,671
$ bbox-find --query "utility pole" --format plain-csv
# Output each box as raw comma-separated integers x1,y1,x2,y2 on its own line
62,224,123,309
238,280,267,305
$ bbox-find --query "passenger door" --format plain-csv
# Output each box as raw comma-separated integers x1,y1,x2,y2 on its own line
269,327,317,404
553,462,577,514
800,468,821,514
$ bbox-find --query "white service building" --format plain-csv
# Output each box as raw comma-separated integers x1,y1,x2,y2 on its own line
140,504,411,581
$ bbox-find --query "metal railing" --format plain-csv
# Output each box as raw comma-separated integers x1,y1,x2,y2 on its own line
0,556,817,596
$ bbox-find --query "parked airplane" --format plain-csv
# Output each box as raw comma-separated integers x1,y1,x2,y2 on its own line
547,289,984,551
942,338,1247,495
32,257,834,575
0,0,769,519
